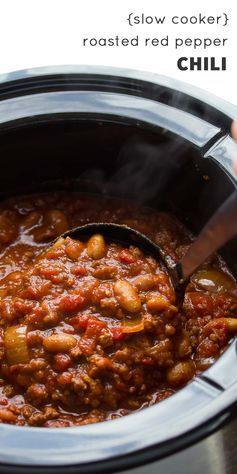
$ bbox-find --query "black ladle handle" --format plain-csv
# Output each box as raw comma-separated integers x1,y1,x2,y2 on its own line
178,190,237,281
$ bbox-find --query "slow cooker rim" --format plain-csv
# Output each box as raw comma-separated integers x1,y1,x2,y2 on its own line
0,90,224,150
0,65,237,129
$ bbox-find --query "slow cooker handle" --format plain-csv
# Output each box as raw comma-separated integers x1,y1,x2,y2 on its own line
205,134,237,182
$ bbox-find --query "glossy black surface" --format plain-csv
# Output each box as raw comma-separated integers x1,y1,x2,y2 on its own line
0,65,236,129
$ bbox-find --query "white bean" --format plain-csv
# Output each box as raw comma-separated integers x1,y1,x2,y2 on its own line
166,361,195,386
114,280,141,313
133,274,156,291
87,234,106,260
43,333,77,353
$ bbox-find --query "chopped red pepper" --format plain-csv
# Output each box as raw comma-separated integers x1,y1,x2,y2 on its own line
69,314,92,330
196,338,219,358
71,265,87,277
118,249,136,264
203,318,229,337
111,326,126,342
184,292,214,318
58,294,85,312
79,317,106,355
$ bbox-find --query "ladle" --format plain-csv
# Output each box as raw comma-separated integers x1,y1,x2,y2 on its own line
60,190,237,289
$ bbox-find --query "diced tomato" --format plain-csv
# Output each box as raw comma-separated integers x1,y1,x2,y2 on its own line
71,265,87,276
78,314,90,329
25,307,46,327
203,319,229,337
68,315,82,328
69,314,89,329
184,290,235,320
79,338,95,355
184,292,213,318
111,326,126,342
44,247,65,260
86,318,106,333
70,314,106,331
58,294,85,312
13,299,34,315
196,338,219,358
20,281,52,300
79,317,106,355
38,267,61,277
213,294,234,317
118,250,136,264
201,318,228,347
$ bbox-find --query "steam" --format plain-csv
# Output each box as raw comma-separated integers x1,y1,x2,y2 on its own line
107,135,189,203
80,133,190,205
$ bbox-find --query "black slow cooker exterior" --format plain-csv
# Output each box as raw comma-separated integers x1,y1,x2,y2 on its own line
0,66,237,473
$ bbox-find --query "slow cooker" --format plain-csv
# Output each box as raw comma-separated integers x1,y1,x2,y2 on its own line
0,65,237,474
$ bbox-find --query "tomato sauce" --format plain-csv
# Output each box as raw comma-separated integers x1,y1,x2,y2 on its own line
0,192,236,427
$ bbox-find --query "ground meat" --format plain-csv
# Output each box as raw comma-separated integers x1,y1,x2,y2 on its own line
0,192,236,427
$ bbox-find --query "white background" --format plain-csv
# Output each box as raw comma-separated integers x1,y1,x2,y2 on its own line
0,0,236,106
